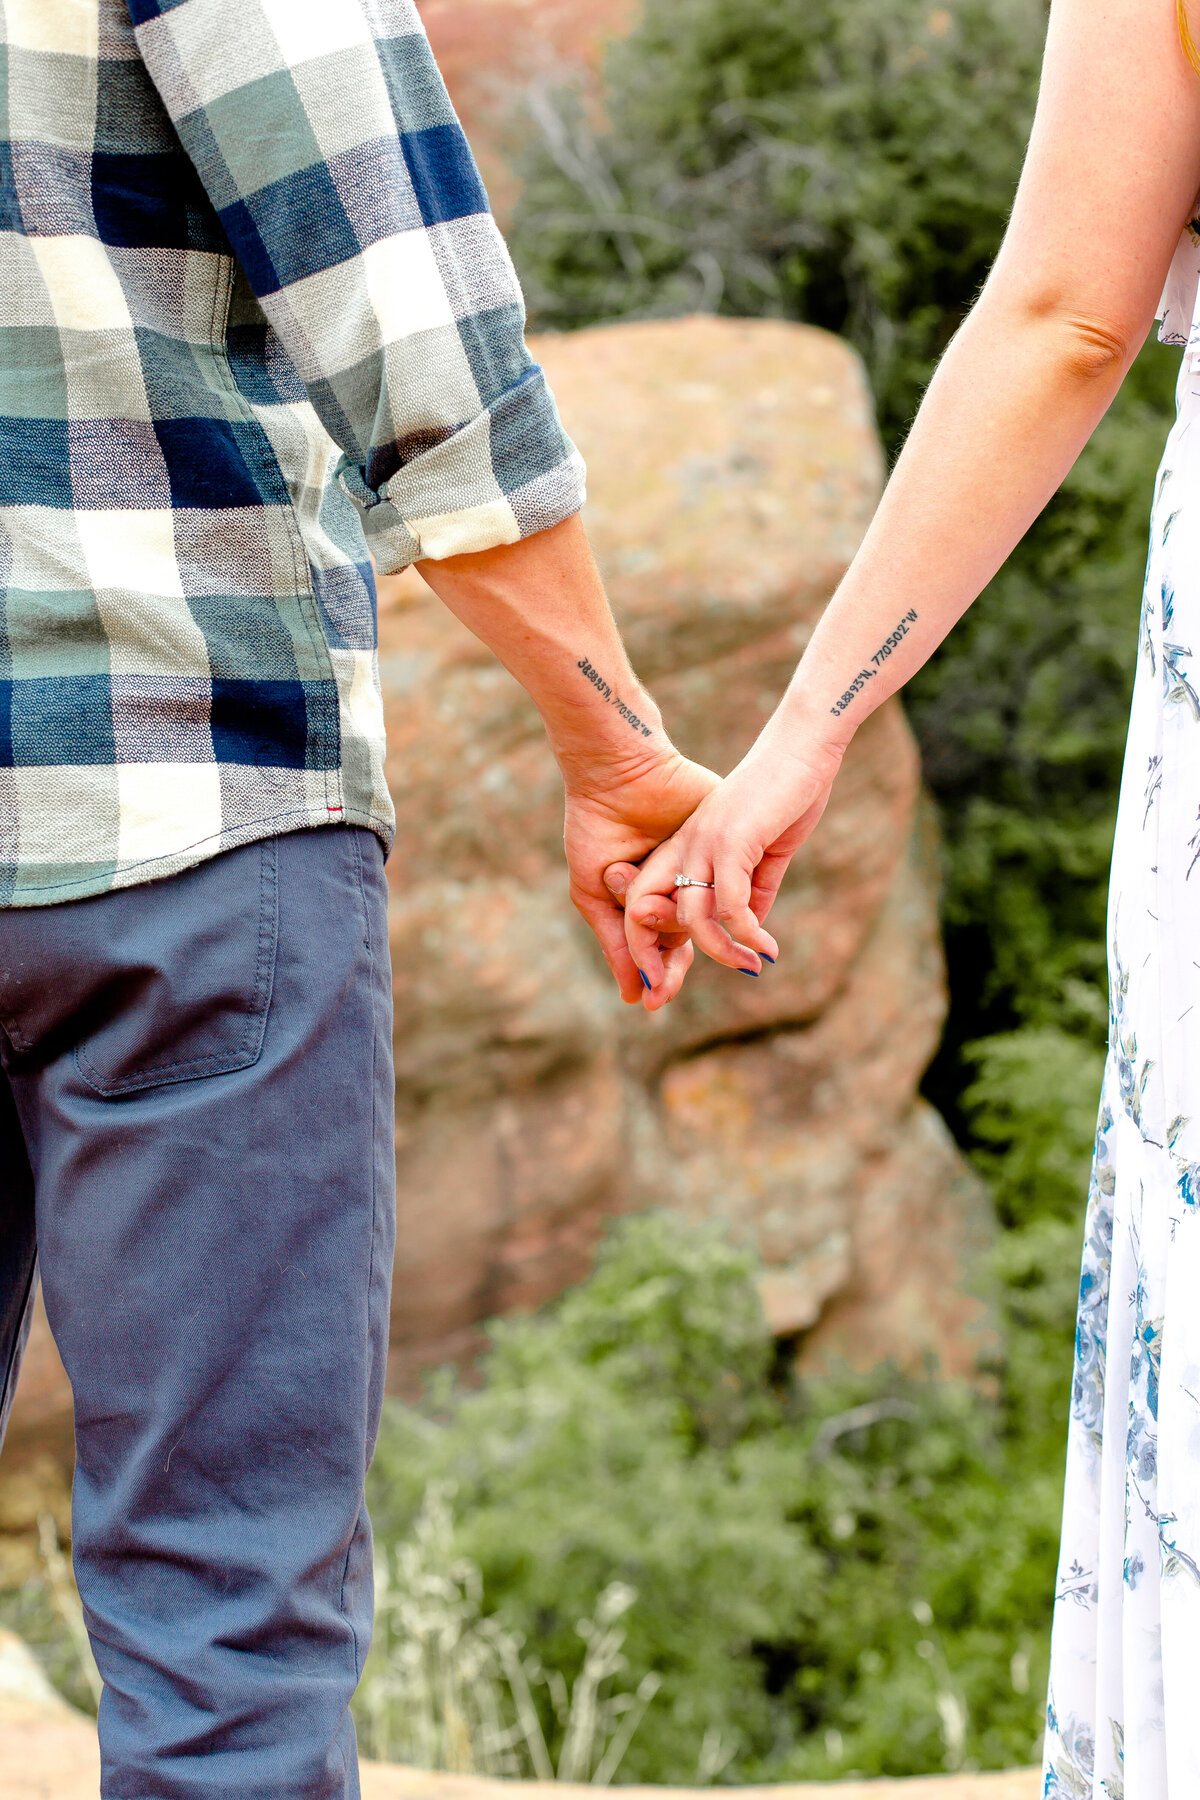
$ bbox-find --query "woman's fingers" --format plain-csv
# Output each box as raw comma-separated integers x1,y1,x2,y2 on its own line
612,756,845,1002
712,860,780,964
625,884,683,985
614,841,691,998
674,882,763,974
602,859,680,920
624,840,772,982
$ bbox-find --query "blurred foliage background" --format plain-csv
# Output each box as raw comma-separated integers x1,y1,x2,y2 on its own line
352,0,1182,1783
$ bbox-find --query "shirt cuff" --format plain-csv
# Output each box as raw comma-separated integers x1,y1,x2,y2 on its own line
337,367,587,574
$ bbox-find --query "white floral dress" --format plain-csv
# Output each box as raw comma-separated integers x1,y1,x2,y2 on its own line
1043,214,1200,1800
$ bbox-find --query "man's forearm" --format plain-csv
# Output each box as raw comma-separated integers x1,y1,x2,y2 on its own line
416,515,669,789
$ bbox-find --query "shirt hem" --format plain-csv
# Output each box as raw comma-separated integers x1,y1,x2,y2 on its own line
0,806,396,910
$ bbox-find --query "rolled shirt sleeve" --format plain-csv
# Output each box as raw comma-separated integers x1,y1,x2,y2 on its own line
126,0,586,571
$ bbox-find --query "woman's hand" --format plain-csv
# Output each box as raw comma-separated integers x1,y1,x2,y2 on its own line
564,747,720,1004
603,739,845,1010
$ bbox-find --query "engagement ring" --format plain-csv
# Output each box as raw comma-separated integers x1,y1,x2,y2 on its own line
673,873,714,888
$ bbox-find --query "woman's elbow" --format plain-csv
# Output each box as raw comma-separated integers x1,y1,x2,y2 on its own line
1055,312,1135,381
978,276,1139,381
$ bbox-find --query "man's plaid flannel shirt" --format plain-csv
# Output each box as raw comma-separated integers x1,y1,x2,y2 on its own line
0,0,585,905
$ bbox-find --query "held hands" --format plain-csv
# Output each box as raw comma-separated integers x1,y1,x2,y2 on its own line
600,739,846,1010
564,745,720,1005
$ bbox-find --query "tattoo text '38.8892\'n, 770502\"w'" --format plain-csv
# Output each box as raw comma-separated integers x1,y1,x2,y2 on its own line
576,655,654,737
829,609,919,718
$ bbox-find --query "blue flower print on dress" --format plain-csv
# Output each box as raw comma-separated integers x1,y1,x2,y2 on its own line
1072,1094,1116,1458
1167,1115,1200,1208
1110,940,1155,1138
1043,1690,1095,1800
1144,753,1163,825
1045,207,1200,1798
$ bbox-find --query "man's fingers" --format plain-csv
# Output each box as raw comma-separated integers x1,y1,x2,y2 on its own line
640,937,695,1011
602,860,640,905
571,886,648,1005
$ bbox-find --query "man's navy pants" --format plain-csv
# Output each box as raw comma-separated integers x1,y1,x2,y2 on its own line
0,827,395,1798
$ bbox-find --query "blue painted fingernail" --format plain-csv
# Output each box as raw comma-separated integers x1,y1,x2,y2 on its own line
639,970,652,989
738,968,760,978
761,953,776,964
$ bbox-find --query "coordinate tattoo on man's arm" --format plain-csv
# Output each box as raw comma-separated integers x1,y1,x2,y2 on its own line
576,656,653,737
829,609,919,717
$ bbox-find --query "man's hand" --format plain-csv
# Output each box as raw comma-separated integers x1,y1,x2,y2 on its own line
564,748,719,1005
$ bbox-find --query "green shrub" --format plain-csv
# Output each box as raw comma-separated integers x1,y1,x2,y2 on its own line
963,1030,1106,1231
510,0,1044,453
364,1218,823,1783
358,1480,663,1779
360,1213,1062,1782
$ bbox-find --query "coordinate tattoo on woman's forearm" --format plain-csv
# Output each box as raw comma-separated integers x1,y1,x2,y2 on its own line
829,609,920,717
576,655,653,737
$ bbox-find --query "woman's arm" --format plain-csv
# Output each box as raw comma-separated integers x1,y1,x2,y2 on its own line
617,0,1200,1003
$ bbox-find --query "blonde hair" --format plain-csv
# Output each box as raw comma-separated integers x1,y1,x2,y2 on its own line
1181,0,1200,74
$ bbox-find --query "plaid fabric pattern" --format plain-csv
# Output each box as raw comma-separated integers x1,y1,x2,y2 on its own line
0,0,585,906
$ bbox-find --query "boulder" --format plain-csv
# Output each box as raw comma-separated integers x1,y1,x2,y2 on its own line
380,314,993,1392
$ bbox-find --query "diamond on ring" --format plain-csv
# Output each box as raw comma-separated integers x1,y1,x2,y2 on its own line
674,873,714,888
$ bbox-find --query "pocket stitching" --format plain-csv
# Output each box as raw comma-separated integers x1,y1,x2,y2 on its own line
74,838,280,1097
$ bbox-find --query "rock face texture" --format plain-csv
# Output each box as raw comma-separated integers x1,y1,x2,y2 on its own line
0,1297,74,1584
380,314,992,1393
